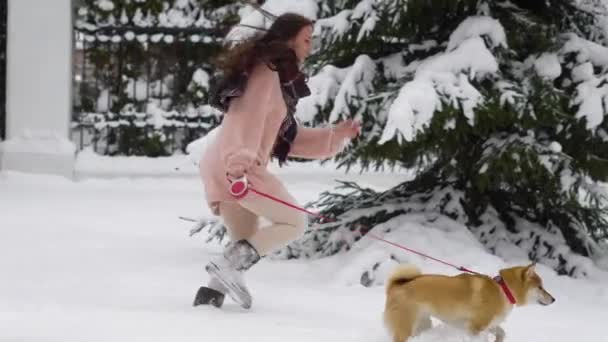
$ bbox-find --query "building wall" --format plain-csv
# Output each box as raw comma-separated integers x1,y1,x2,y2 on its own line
0,0,75,177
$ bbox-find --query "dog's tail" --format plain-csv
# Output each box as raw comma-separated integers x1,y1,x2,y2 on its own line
386,264,421,292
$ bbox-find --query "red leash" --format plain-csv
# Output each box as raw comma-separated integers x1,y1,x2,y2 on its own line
248,186,480,274
366,232,516,305
249,188,336,223
227,179,516,304
363,232,480,274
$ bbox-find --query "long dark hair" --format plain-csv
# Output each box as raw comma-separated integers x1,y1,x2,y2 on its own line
214,13,314,81
211,12,313,166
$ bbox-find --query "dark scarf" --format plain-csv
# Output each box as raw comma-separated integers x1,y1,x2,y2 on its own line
209,57,310,166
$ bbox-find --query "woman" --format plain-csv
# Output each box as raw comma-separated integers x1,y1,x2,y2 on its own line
195,13,361,310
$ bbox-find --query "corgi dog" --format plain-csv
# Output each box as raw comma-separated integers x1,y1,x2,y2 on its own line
383,263,555,342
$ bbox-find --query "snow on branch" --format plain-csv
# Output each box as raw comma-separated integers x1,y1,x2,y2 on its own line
379,16,504,144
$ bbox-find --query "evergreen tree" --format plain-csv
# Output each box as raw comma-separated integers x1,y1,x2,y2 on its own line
282,0,608,277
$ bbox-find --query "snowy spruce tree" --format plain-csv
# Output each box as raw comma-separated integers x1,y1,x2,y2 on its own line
275,0,608,277
191,0,608,277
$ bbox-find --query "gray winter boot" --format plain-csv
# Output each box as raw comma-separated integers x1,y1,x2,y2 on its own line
205,239,260,309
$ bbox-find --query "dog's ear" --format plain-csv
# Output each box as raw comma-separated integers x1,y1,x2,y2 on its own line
525,263,536,278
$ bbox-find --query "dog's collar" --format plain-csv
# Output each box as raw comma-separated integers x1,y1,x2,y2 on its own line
494,275,517,305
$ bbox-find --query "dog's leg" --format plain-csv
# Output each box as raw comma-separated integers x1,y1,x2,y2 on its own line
489,326,505,342
413,315,433,336
466,319,491,340
384,304,417,342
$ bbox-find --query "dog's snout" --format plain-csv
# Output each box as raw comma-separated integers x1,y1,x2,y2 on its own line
539,295,555,306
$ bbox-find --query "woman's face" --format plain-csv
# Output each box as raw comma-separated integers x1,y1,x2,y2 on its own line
289,25,313,63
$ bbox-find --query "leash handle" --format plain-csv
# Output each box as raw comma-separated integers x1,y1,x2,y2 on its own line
229,177,248,199
227,174,249,199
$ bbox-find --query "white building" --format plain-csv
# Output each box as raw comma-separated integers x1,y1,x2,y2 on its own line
0,0,75,178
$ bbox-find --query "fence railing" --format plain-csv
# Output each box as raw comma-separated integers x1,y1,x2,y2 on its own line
71,24,224,156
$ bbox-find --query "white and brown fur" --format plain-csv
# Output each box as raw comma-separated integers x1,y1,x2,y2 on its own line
383,263,555,342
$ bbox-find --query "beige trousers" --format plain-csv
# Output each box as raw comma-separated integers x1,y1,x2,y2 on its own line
218,187,307,256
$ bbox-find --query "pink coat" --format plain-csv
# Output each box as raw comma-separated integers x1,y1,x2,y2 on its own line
199,63,348,215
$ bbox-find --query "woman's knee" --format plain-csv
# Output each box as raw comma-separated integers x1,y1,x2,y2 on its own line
219,201,259,240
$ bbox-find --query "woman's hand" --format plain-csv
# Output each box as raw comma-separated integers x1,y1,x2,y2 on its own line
334,119,361,139
226,165,246,181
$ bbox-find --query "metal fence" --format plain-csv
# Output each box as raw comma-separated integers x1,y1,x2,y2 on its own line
71,25,224,156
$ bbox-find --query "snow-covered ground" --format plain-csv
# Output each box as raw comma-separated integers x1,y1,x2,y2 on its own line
1,157,607,342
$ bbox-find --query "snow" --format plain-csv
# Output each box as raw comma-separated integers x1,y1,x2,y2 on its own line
184,126,219,165
165,8,194,28
96,89,110,112
296,65,348,123
357,14,378,42
378,15,507,144
352,0,377,42
408,40,438,53
77,7,88,16
571,62,594,83
176,0,190,9
74,147,191,178
379,79,440,144
147,103,174,129
0,131,75,155
380,38,495,143
191,68,210,89
352,0,374,20
416,37,498,79
572,76,608,129
549,141,563,153
227,0,318,42
476,2,491,15
133,8,151,27
258,0,318,19
314,10,353,40
95,0,114,12
329,55,376,122
120,8,129,25
380,52,406,79
447,16,507,52
124,78,149,101
560,34,608,130
562,33,608,69
1,166,607,342
559,34,608,130
534,53,562,80
479,163,489,174
136,33,148,42
151,33,164,43
73,144,411,182
124,31,135,41
453,73,484,124
194,12,213,29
